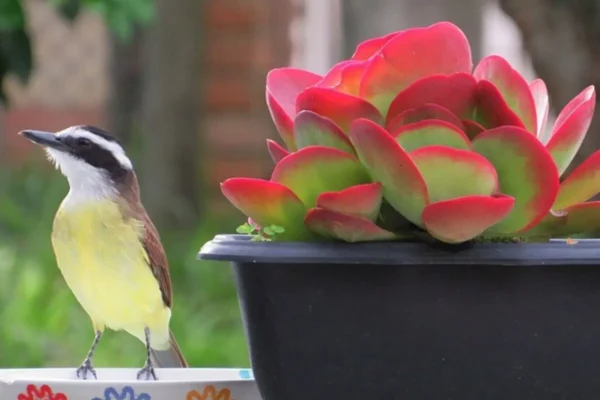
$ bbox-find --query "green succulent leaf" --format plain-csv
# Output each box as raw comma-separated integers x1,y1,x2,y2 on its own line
410,146,498,203
553,150,600,210
472,126,559,233
316,183,383,221
525,201,600,238
393,120,471,152
305,208,398,242
349,118,428,226
473,55,537,133
293,110,355,155
546,86,596,176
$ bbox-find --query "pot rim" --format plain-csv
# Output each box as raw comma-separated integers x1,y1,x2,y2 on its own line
198,234,600,266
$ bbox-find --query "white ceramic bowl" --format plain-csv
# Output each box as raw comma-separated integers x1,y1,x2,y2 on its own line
0,368,260,399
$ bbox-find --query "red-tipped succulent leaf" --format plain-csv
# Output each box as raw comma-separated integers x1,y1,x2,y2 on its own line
553,85,595,134
529,78,550,139
410,146,498,203
250,23,599,244
293,110,355,155
316,182,383,221
473,80,526,130
472,126,559,233
552,150,600,210
385,73,477,126
527,201,600,238
271,145,370,209
387,103,466,132
351,31,399,61
316,60,367,96
296,86,383,134
422,195,516,243
545,85,596,175
349,118,428,226
305,208,396,242
360,21,473,115
221,178,309,240
266,68,322,150
392,120,471,152
266,139,290,163
473,55,537,133
462,120,485,139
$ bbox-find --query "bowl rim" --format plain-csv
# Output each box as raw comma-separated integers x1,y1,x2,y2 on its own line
0,367,255,384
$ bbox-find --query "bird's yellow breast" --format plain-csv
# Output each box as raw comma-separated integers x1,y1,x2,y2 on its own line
52,199,170,346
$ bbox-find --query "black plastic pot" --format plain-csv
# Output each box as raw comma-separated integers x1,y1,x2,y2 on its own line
198,234,600,400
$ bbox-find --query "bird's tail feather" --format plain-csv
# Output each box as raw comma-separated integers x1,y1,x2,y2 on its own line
150,329,188,368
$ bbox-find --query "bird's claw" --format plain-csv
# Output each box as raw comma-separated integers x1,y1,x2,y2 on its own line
136,362,157,381
76,359,97,380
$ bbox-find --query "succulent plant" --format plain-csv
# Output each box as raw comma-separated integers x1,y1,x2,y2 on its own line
221,21,600,244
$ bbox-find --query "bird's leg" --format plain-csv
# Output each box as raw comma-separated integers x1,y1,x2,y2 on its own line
76,330,102,380
136,326,158,381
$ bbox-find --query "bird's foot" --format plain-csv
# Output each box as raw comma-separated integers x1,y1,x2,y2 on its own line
136,361,157,381
76,358,97,380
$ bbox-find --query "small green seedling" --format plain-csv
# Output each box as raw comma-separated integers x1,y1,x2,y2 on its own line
236,222,285,241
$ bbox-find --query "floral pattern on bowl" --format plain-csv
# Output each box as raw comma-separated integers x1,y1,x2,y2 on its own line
17,384,67,400
1,368,261,400
91,386,151,400
186,385,231,400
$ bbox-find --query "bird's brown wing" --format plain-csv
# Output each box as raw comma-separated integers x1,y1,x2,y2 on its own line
141,211,173,308
115,173,172,308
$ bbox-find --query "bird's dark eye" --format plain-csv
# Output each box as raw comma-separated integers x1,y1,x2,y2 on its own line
77,138,92,148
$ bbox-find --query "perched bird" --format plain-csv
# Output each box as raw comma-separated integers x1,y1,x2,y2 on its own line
20,125,188,380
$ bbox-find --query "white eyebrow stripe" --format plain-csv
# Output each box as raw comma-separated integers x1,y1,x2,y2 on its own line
57,126,133,170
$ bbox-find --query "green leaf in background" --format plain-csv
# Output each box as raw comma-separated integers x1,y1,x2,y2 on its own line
0,0,31,104
0,0,25,30
0,29,32,83
51,0,82,22
71,0,155,42
0,51,9,105
0,0,156,105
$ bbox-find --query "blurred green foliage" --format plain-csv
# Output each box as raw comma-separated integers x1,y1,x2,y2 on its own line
0,162,248,368
49,0,154,40
0,0,153,103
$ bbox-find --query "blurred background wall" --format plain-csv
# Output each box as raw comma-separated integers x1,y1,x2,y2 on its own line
0,0,597,368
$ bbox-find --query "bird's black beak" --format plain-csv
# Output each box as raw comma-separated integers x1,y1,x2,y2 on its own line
19,130,68,151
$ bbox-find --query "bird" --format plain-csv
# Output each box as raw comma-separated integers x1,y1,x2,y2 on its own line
19,125,188,380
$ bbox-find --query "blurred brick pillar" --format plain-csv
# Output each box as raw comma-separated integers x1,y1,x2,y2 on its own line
203,0,295,214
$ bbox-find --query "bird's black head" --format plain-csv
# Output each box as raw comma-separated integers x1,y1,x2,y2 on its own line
20,125,132,183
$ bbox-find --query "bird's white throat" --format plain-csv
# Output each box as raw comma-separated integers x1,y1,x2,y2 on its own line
47,148,119,208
